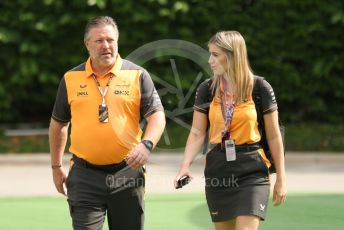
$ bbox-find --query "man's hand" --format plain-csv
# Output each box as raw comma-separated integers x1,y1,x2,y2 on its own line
52,167,68,196
126,143,150,170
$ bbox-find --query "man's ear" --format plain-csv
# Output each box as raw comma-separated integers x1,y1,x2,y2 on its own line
84,39,89,51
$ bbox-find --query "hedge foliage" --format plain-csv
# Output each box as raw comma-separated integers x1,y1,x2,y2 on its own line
0,0,343,124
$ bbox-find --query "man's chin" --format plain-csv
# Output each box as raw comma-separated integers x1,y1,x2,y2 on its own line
101,57,115,66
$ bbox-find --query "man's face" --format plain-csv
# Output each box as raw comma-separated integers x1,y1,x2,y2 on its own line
84,25,118,70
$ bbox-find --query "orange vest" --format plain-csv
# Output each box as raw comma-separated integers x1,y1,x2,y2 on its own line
64,56,143,164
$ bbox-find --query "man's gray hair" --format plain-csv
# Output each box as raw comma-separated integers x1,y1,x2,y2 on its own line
84,16,119,41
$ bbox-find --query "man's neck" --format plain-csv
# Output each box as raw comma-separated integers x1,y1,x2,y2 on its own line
91,62,115,77
93,66,112,77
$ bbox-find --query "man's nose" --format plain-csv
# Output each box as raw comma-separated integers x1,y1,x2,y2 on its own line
102,40,110,48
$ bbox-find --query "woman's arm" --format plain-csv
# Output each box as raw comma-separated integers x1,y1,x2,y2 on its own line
175,111,208,183
264,111,287,206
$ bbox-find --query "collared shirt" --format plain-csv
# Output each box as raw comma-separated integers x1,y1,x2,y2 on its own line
193,78,278,167
52,55,163,164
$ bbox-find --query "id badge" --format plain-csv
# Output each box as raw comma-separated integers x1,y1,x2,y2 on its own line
99,104,109,123
221,131,229,150
225,139,236,161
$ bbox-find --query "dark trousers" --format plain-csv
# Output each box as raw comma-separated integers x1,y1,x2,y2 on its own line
67,155,145,230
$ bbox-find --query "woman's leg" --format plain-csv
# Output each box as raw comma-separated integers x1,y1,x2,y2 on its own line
235,215,260,230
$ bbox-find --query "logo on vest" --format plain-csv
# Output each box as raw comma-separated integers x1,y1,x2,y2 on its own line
114,90,130,96
115,83,130,88
126,39,211,151
77,91,89,97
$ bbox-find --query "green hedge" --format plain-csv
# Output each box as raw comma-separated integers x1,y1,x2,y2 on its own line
1,123,343,153
156,123,344,152
0,0,343,124
285,123,344,151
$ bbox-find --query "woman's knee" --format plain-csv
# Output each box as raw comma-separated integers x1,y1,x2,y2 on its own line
214,219,235,230
235,215,260,230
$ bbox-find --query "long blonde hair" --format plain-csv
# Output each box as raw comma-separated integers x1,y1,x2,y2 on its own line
209,31,254,103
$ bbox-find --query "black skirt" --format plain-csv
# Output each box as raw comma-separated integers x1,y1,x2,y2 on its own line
204,145,270,222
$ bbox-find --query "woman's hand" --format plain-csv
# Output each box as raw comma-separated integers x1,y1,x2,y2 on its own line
174,164,193,188
272,177,287,206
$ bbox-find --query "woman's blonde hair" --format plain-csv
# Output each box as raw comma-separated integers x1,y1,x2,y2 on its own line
208,31,254,103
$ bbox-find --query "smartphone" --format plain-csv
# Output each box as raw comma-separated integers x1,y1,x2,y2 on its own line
175,176,190,189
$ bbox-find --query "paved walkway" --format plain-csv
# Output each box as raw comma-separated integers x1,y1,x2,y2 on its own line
0,152,343,197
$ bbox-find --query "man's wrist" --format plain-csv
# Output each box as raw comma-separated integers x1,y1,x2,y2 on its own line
181,161,192,167
141,139,153,151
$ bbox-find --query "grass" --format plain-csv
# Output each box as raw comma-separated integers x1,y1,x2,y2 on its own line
0,193,343,230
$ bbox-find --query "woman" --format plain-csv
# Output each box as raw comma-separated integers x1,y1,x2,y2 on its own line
175,31,287,230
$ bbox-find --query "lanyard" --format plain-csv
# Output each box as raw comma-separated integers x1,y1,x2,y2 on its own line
220,79,235,135
92,74,113,106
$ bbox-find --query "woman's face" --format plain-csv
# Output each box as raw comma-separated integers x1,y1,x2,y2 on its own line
208,43,228,76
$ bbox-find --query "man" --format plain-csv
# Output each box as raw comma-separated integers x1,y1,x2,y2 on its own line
49,16,165,230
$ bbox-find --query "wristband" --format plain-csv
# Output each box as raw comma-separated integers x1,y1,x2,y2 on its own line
141,139,153,151
51,164,62,169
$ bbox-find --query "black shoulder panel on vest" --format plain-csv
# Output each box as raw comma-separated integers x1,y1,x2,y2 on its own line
121,59,145,71
68,63,86,72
